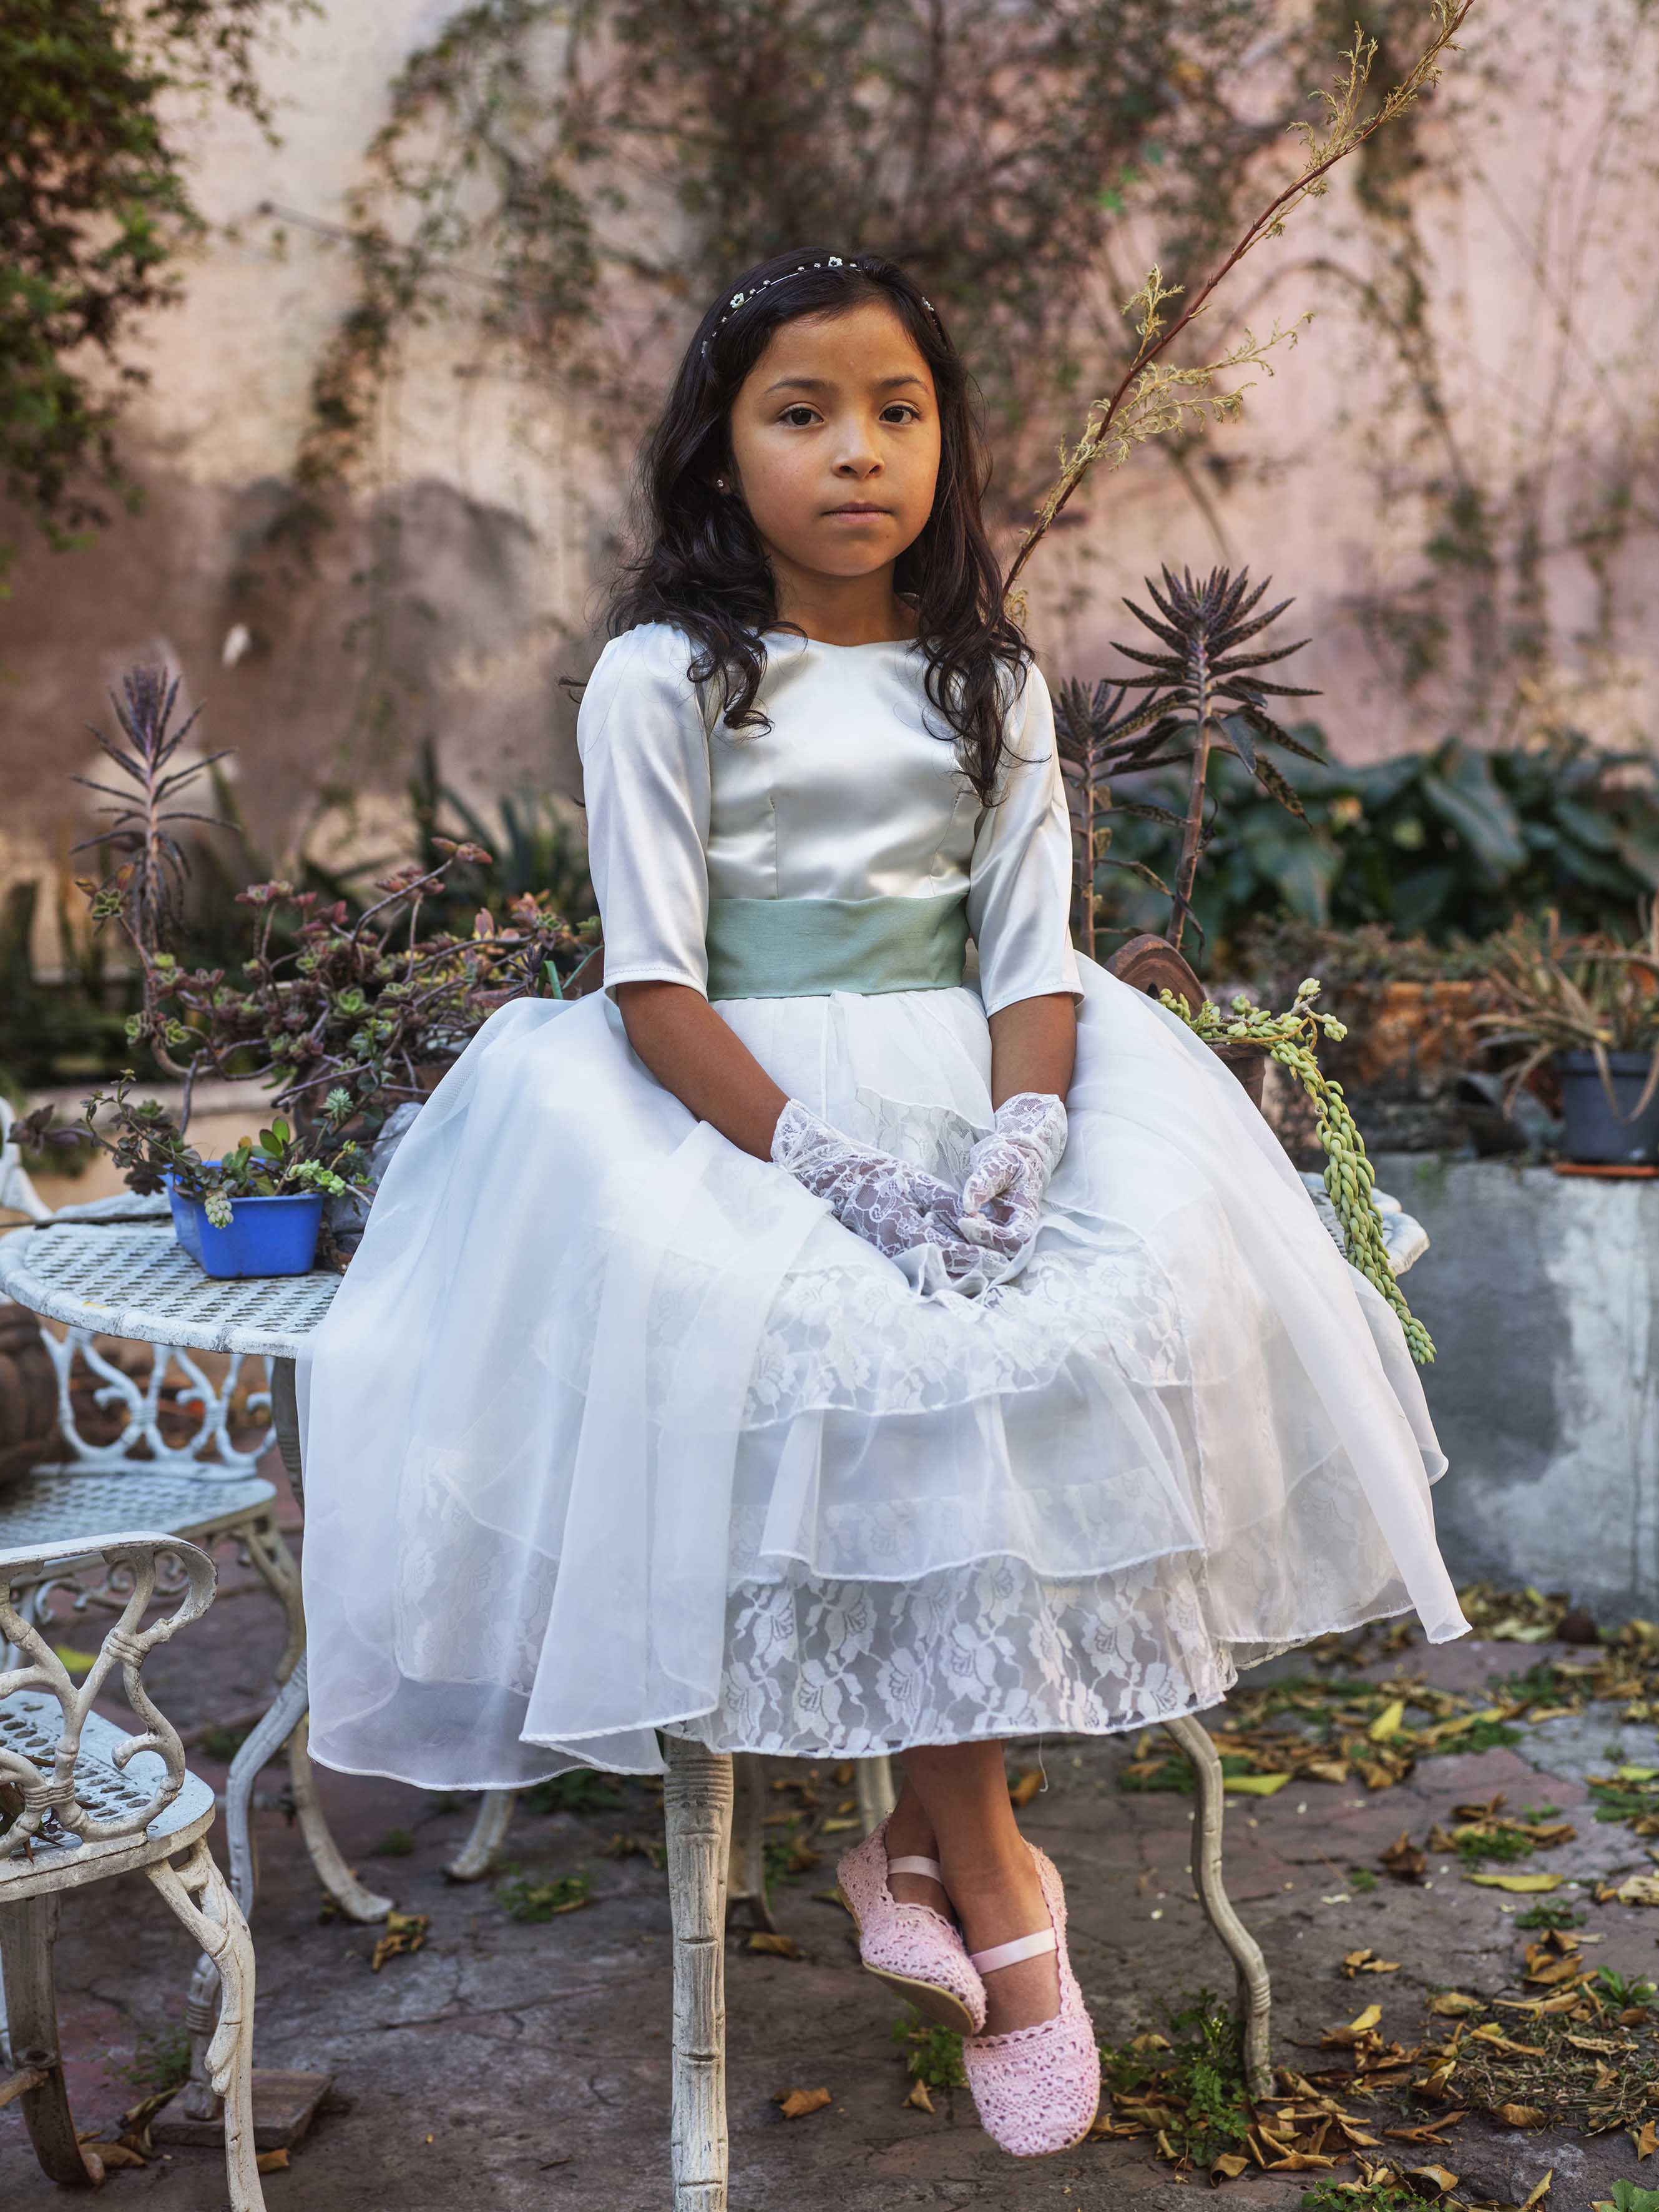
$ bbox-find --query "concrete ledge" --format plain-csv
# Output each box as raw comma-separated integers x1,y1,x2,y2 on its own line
1372,1151,1659,1618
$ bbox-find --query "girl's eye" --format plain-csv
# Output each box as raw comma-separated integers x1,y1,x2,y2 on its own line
882,404,921,424
781,406,818,428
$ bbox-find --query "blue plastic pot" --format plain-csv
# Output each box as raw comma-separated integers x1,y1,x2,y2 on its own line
165,1171,325,1279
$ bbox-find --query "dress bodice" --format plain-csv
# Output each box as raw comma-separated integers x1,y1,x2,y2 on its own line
577,621,1081,1016
702,631,976,903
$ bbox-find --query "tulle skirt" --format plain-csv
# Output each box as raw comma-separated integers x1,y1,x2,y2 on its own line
296,955,1467,1787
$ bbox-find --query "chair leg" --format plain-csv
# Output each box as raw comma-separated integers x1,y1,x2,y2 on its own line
444,1790,519,1883
665,1737,733,2212
0,1895,102,2186
1165,1714,1273,2097
725,1754,775,1932
856,1753,897,1834
148,1841,266,2212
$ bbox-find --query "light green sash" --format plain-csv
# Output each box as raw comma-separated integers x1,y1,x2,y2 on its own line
705,893,969,1000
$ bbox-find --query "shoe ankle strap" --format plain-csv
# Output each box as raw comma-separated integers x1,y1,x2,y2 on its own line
968,1927,1057,1975
888,1854,944,1881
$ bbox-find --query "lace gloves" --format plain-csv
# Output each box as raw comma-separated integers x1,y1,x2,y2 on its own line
769,1092,1068,1282
957,1091,1069,1255
770,1099,986,1282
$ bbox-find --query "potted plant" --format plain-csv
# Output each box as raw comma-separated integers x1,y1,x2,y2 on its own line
1471,903,1659,1166
76,1076,363,1278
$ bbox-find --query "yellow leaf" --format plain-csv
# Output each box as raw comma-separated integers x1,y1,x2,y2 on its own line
1519,2175,1553,2211
1467,1872,1562,1894
1210,2151,1250,2180
1009,1768,1043,1807
1324,2004,1382,2044
256,2148,290,2173
52,1644,99,1677
1612,1874,1659,1907
1494,2103,1549,2128
1368,1699,1407,1742
1222,1771,1293,1796
819,1817,860,1834
903,2078,934,2114
1429,1992,1482,2015
1406,2165,1461,2195
746,1931,801,1957
775,2086,831,2121
1633,2119,1659,2160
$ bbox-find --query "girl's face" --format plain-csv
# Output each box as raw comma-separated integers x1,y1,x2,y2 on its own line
725,300,941,596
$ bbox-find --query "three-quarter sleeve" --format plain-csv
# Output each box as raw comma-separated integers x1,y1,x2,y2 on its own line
966,658,1084,1018
577,624,712,1000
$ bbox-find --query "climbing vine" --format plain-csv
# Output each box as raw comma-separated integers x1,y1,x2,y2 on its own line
0,0,309,564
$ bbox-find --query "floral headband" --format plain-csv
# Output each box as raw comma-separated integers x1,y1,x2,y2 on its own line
702,255,940,353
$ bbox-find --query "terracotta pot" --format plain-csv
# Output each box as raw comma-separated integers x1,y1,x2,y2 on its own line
0,1300,61,1493
1344,978,1494,1086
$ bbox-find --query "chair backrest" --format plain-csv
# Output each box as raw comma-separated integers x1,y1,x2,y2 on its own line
1105,933,1209,1011
0,1531,214,1857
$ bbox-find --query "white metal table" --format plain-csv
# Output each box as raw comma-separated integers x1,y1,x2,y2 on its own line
0,1217,394,2135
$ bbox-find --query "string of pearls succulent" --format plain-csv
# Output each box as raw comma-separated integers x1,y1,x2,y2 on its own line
1157,977,1436,1367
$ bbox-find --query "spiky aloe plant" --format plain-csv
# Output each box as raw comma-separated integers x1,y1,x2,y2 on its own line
1054,564,1323,961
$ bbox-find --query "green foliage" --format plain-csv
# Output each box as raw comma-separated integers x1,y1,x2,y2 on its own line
1593,1967,1657,2010
1595,2185,1659,2212
119,2019,192,2095
521,1771,623,1818
1347,1867,1379,1895
369,1827,416,1859
1102,1988,1250,2170
1099,727,1659,965
497,1867,591,1921
1300,2186,1417,2212
0,0,305,561
197,1722,252,1762
1588,1770,1659,1827
1514,1897,1583,1930
891,2010,967,2092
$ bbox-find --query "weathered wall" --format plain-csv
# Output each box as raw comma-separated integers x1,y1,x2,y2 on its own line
3,1,1656,957
1374,1152,1659,1618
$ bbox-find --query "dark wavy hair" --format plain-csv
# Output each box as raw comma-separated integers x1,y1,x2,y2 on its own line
605,247,1029,805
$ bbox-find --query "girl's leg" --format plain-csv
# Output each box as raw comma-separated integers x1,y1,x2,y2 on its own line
887,1743,1059,2035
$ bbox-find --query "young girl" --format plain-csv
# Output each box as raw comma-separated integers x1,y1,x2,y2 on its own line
298,247,1467,2158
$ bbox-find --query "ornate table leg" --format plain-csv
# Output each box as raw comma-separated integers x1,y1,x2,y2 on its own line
445,1790,520,1883
665,1738,733,2212
148,1843,265,2212
856,1753,897,1834
724,1754,775,1932
266,1357,393,1924
1165,1715,1273,2098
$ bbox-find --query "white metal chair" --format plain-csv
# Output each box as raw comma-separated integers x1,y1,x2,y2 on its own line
1,1530,263,2205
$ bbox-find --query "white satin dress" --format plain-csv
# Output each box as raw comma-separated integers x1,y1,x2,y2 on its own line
298,621,1467,1789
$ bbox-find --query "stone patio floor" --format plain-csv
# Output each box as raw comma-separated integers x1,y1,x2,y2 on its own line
6,1452,1659,2211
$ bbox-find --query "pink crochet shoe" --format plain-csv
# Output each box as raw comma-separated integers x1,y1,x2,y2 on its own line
836,1818,987,2035
961,1844,1101,2157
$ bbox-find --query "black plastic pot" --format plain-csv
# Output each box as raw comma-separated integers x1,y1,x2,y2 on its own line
1556,1049,1659,1165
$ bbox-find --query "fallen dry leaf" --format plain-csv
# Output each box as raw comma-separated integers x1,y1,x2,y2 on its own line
1406,2163,1461,2196
1321,2004,1382,2047
1384,2115,1469,2143
1222,1771,1293,1797
1633,2118,1659,2159
369,1911,429,1972
1209,2151,1250,2180
1380,1832,1427,1882
1466,1871,1562,1894
1342,1948,1401,1977
1368,1698,1407,1742
1518,2175,1552,2211
87,2142,147,2170
1609,1873,1659,1907
1009,1768,1043,1807
1429,1992,1482,2016
903,2078,934,2114
775,2086,831,2121
256,2148,291,2173
746,1931,801,1958
1494,2101,1549,2128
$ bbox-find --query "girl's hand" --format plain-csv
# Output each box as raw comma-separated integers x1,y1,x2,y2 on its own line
958,1091,1069,1255
770,1099,986,1280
